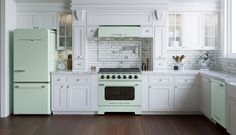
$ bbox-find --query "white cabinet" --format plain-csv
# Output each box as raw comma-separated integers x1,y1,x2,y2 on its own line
226,84,236,135
200,13,220,50
153,27,167,70
72,27,86,71
17,13,57,29
174,75,200,111
52,74,91,113
73,27,86,59
175,86,199,111
168,12,219,50
67,85,90,111
52,85,66,111
144,75,175,111
200,77,211,119
149,86,174,111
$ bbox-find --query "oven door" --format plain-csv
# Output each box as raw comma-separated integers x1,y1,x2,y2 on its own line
98,81,141,106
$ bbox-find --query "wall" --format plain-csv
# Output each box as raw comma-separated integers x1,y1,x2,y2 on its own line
1,0,16,117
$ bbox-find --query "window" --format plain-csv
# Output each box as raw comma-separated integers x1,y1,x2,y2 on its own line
228,0,236,58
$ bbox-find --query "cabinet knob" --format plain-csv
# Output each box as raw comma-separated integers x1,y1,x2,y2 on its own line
185,80,188,82
76,79,80,81
159,79,162,81
57,79,60,81
67,86,69,88
61,86,63,88
78,56,80,58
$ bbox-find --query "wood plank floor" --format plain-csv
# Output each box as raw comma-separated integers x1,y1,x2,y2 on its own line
0,114,229,135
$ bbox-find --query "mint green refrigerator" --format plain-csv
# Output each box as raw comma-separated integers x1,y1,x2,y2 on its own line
13,29,56,114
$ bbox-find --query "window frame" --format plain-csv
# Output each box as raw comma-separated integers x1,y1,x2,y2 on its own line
227,0,236,58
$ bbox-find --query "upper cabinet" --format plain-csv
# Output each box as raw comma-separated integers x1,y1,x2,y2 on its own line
201,13,220,50
17,13,57,29
168,12,219,50
57,13,73,50
168,13,183,49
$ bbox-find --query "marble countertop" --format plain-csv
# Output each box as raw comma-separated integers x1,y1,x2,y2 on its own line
51,70,236,84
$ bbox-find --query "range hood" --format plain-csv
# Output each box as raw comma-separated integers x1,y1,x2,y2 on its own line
98,26,141,38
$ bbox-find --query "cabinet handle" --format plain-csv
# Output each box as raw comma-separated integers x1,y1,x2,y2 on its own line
99,84,104,86
175,86,178,89
149,86,151,88
61,86,63,88
57,79,60,81
76,79,80,81
159,79,162,81
41,86,45,88
15,86,19,88
74,10,78,21
78,56,80,58
67,86,69,88
185,80,188,82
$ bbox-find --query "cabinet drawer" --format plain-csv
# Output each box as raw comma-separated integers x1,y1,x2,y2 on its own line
175,76,199,85
53,76,66,85
67,76,90,85
149,76,174,85
141,27,153,37
73,59,85,71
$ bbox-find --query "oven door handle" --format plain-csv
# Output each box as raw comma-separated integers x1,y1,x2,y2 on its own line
98,84,105,86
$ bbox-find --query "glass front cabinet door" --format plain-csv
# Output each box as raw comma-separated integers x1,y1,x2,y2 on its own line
57,13,72,50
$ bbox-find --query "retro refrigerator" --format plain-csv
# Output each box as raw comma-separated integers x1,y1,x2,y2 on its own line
13,29,56,114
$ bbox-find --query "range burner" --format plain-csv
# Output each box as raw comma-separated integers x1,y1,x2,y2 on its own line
99,68,140,73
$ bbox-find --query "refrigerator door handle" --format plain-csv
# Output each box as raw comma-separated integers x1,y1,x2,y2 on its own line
14,86,46,89
14,70,26,73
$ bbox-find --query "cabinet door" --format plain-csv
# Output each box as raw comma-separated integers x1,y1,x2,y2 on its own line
175,86,199,111
52,85,66,111
182,13,200,50
227,99,236,135
67,85,90,111
211,80,226,128
200,77,211,119
154,27,167,59
201,13,219,50
17,14,35,28
149,86,174,111
35,14,57,29
73,27,86,59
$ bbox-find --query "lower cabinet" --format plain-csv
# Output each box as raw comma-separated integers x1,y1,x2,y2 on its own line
143,74,200,112
200,77,211,119
67,85,90,111
175,86,199,111
53,85,66,111
226,84,236,135
52,74,91,112
149,86,174,111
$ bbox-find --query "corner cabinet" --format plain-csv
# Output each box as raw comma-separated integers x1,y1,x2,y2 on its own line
72,27,87,71
52,74,95,113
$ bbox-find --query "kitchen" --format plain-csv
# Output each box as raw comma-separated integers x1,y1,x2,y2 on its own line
0,0,236,135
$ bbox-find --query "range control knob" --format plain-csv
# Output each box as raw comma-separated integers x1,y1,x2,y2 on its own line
134,75,138,79
117,75,121,79
129,75,133,79
123,75,127,79
101,75,105,79
106,75,110,79
112,75,116,79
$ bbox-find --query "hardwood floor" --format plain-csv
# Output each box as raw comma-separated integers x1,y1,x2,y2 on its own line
0,114,229,135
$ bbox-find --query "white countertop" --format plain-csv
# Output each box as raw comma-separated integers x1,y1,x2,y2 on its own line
51,70,236,84
142,70,200,75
